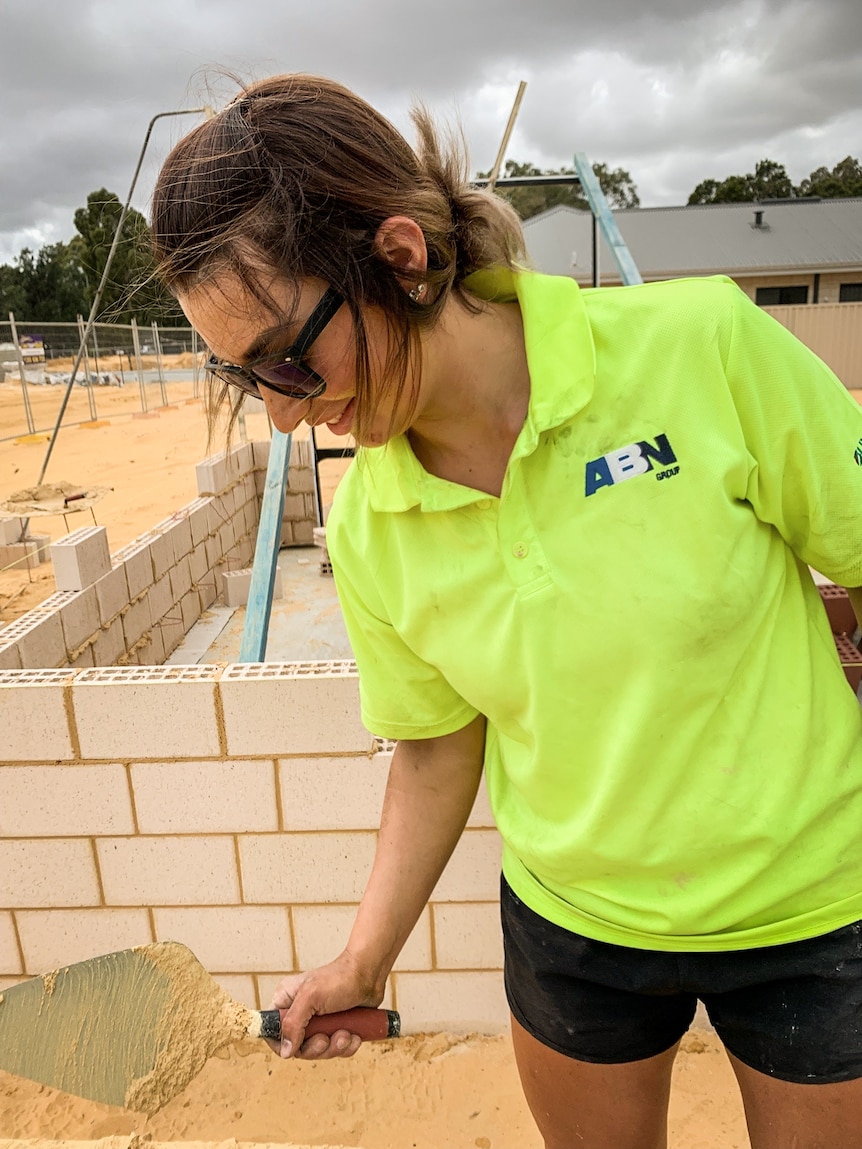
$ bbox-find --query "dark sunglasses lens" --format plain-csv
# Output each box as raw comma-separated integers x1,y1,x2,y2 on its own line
209,366,261,399
252,361,325,399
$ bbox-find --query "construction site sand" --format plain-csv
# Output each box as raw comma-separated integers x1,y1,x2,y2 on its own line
0,1029,747,1147
0,371,349,624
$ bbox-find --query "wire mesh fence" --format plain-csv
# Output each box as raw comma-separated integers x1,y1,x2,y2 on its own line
0,316,204,438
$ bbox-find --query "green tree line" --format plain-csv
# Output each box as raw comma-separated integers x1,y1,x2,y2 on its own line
0,189,187,325
2,156,861,321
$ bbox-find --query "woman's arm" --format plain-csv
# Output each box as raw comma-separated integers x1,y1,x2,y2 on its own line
271,712,487,1058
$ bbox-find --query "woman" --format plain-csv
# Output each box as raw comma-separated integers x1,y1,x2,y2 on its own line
152,74,862,1149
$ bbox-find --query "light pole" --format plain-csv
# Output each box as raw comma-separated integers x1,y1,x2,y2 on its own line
33,104,215,490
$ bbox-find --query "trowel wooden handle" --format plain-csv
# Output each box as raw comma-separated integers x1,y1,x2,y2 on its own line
257,1006,400,1042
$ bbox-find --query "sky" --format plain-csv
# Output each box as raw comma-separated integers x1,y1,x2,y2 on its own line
1,0,860,265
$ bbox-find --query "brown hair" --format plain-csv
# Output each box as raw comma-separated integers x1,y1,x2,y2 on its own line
150,73,525,442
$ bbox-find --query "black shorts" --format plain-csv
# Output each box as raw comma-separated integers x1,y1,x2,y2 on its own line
501,876,862,1084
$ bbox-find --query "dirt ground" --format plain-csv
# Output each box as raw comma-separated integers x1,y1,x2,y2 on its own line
0,1030,748,1148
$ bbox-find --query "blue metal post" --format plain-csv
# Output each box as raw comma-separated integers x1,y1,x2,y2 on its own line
573,153,643,286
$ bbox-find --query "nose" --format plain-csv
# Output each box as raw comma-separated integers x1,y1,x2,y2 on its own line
260,390,310,435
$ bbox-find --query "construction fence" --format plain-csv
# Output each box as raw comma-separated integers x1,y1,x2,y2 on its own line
0,317,203,439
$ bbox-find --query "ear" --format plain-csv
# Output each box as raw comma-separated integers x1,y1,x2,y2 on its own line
373,216,427,285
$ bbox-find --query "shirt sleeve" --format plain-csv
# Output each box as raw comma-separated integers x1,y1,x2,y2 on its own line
327,506,480,741
723,281,862,586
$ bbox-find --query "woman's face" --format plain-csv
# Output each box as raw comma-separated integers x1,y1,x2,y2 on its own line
179,271,418,447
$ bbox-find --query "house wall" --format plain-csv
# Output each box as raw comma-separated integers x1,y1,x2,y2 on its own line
0,663,507,1033
760,300,862,389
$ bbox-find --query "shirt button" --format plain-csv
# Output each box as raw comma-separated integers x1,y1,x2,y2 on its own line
512,542,529,558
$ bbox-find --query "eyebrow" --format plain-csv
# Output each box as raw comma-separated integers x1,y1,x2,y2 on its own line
239,320,298,365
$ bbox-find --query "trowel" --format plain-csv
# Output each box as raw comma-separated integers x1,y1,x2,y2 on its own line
0,941,400,1114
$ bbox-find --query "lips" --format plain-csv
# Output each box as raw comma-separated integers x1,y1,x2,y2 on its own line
326,397,356,436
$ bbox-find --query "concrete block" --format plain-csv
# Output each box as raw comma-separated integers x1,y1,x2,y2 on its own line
168,514,193,562
0,518,25,544
252,440,271,470
293,438,311,468
0,670,75,760
188,498,212,547
169,556,193,603
196,453,230,497
0,764,134,837
154,906,293,972
148,573,174,624
205,534,223,571
0,641,22,670
198,577,218,612
179,589,201,633
293,905,431,973
121,592,152,650
91,619,125,667
146,528,175,581
0,610,67,669
222,565,283,607
288,466,315,494
69,644,95,669
114,540,154,598
431,831,502,902
16,909,152,972
282,492,306,521
0,912,22,974
0,540,41,572
237,536,254,568
278,754,387,830
0,839,101,907
71,665,222,759
239,832,376,903
188,543,208,587
279,520,294,547
393,971,508,1033
159,616,185,658
97,836,240,905
218,519,236,555
135,625,166,666
131,759,278,834
228,441,254,475
93,565,129,626
220,662,372,756
29,534,53,564
47,587,100,653
292,519,315,546
432,903,504,969
50,525,111,591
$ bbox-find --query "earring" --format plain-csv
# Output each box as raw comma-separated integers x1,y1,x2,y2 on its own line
408,283,426,302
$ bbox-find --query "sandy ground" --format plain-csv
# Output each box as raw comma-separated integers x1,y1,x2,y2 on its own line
0,363,349,625
0,1030,749,1148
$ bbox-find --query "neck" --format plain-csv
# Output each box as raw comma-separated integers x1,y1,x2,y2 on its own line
406,298,530,494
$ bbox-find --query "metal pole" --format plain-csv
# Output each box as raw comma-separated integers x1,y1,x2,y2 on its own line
487,81,527,192
77,314,98,421
33,104,214,487
130,318,147,412
8,313,36,435
152,321,168,406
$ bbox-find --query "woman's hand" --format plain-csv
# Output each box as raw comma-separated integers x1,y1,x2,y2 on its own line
266,950,382,1060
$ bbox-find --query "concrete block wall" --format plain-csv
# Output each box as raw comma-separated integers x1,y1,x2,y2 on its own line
253,437,319,546
0,663,507,1033
0,444,261,670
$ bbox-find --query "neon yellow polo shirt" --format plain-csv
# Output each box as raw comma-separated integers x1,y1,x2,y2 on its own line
326,270,862,951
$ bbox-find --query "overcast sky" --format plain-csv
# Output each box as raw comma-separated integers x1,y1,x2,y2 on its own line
1,0,860,265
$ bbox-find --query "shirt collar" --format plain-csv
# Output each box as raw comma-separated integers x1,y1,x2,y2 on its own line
359,269,596,513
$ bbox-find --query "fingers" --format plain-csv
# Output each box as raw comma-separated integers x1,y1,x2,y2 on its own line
296,1029,362,1061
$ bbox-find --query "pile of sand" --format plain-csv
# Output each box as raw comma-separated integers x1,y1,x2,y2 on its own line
0,1029,746,1148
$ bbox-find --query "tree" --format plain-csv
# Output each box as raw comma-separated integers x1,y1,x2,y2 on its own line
0,243,87,321
71,188,185,324
478,159,640,221
687,159,794,204
797,156,862,198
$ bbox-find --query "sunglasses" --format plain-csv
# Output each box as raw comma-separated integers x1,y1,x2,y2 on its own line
205,286,344,400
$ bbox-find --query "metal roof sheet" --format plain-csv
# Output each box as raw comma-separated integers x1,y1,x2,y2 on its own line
522,198,862,282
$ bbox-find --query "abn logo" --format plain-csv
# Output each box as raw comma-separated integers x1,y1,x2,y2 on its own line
585,433,678,497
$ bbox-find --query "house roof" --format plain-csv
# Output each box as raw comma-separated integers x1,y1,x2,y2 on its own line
521,197,862,283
